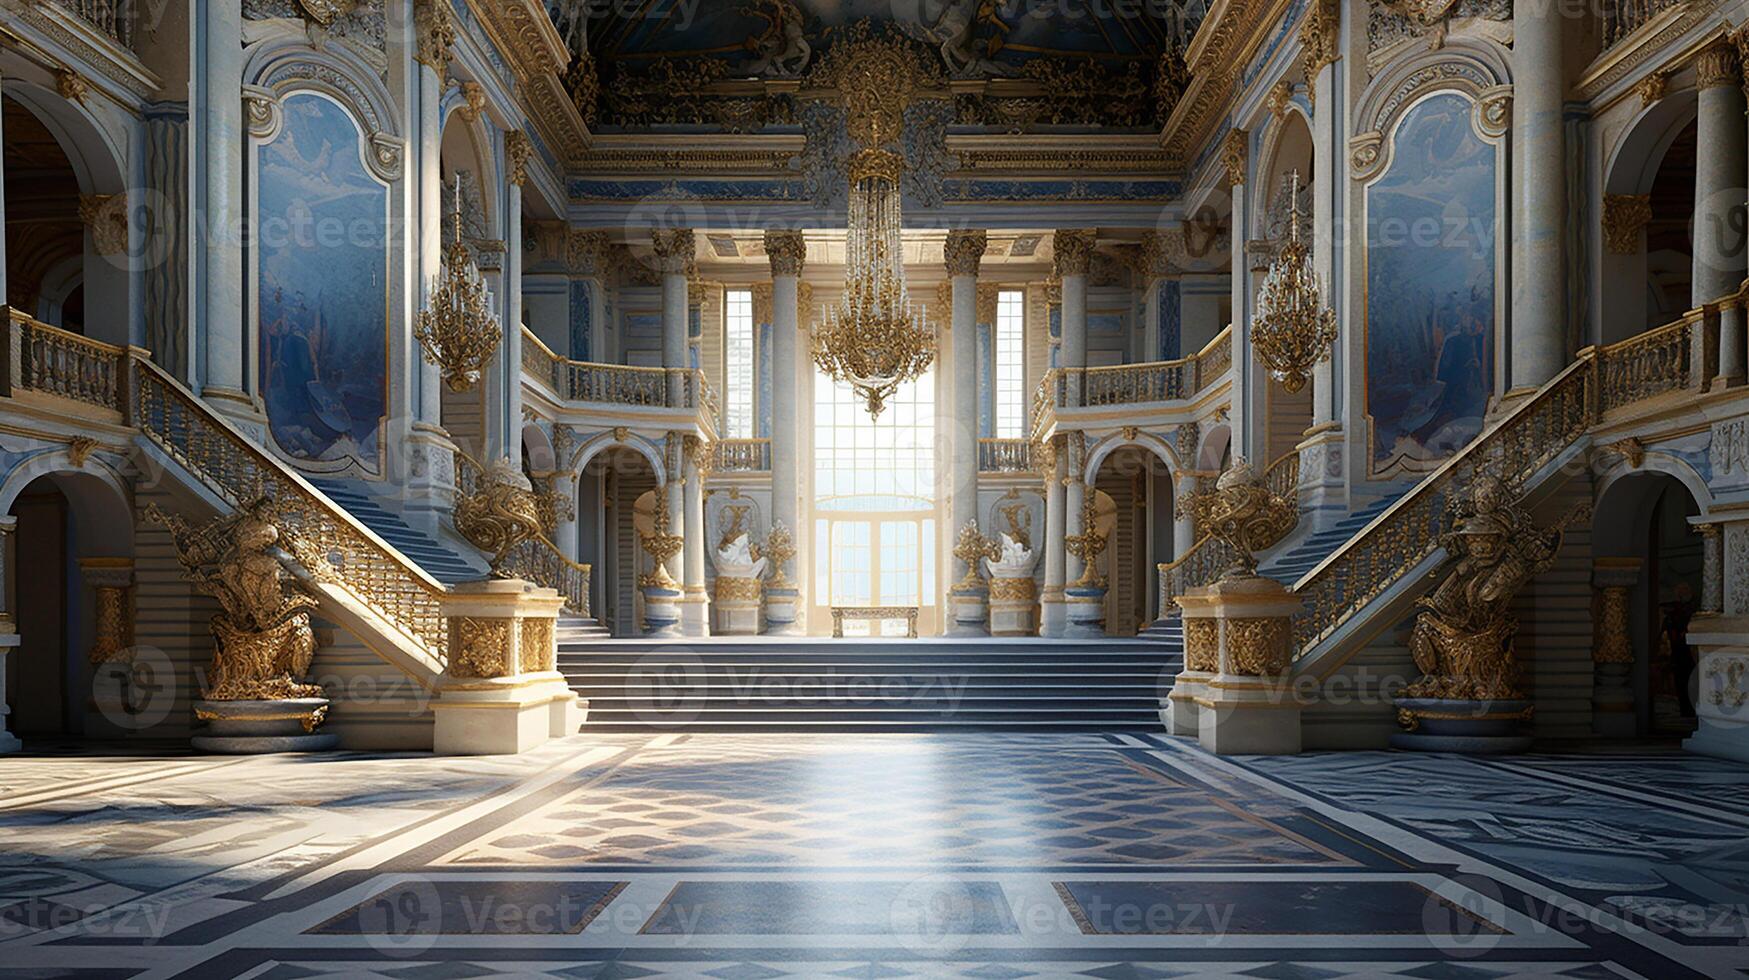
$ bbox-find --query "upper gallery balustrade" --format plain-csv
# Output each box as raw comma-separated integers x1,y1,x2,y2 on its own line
522,328,718,417
1601,0,1687,50
1033,326,1232,434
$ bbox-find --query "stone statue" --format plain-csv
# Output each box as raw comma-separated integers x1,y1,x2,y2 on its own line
984,532,1036,579
455,457,544,578
715,531,768,580
149,498,321,702
1404,476,1578,701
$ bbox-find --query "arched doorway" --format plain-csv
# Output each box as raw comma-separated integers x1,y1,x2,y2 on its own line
4,96,87,332
1592,471,1705,738
435,108,499,460
1089,446,1161,635
1600,92,1698,345
1256,109,1316,462
809,367,940,636
585,446,659,637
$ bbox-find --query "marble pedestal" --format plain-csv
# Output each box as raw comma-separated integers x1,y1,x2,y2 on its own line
192,698,339,753
1161,669,1211,736
1038,592,1066,637
432,580,587,756
643,584,682,637
714,579,762,636
1177,576,1303,755
679,590,712,637
989,579,1036,637
1391,697,1535,753
947,587,989,636
1685,617,1749,763
1064,585,1107,638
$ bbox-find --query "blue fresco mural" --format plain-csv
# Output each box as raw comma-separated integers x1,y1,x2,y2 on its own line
257,93,388,475
1366,92,1496,473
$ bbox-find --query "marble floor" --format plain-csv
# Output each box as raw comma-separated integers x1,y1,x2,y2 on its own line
0,734,1739,979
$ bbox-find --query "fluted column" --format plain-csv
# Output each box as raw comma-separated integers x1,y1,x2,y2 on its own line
1039,440,1068,637
945,231,988,629
0,518,17,753
1695,41,1748,387
681,437,710,637
1509,0,1567,391
197,1,248,408
1054,231,1095,406
496,131,532,464
653,229,694,405
764,230,806,634
414,0,453,430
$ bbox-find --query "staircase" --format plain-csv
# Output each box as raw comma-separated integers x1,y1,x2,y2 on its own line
560,636,1183,732
1256,493,1403,583
305,479,486,585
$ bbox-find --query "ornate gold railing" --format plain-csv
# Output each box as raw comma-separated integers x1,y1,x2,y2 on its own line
1290,359,1599,653
521,328,717,415
132,359,452,661
714,438,770,472
55,0,135,48
1034,326,1234,424
1156,449,1300,613
521,327,563,391
1596,315,1692,413
452,449,592,616
978,437,1033,473
4,308,129,412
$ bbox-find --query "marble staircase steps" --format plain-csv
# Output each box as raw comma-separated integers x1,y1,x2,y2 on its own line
305,479,487,585
561,637,1182,731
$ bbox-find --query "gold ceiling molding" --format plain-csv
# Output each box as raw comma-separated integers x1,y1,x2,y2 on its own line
461,0,590,165
1161,0,1298,172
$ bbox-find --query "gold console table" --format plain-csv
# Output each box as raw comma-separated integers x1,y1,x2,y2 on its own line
830,606,919,638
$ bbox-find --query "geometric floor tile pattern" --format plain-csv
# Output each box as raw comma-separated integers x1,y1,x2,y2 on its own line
0,732,1736,978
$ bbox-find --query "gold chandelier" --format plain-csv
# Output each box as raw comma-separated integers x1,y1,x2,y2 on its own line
415,179,502,392
808,39,935,419
1251,170,1337,394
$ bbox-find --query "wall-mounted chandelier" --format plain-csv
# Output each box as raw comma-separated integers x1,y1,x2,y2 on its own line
808,39,935,419
1251,171,1337,394
415,179,502,392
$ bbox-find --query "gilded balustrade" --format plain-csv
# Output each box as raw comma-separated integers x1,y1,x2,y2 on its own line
132,360,453,660
713,438,770,472
57,0,134,48
1034,326,1235,429
6,309,128,412
521,328,563,391
1290,357,1599,654
1595,315,1693,413
978,438,1033,473
452,450,592,615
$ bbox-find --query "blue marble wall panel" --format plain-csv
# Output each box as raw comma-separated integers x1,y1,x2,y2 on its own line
1048,304,1061,339
1366,92,1496,474
257,93,388,475
758,321,773,438
1158,281,1182,361
568,279,593,361
977,322,993,438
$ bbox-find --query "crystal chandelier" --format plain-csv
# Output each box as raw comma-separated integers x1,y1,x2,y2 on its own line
1251,170,1337,394
808,40,935,419
415,179,502,392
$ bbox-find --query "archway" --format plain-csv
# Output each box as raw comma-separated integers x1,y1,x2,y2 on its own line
435,109,500,459
1088,446,1165,635
1256,110,1316,461
1592,470,1705,738
2,467,136,743
583,446,660,636
1601,92,1699,345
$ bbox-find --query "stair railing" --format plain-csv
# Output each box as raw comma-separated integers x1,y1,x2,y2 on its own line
131,356,454,662
1290,315,1695,656
452,449,592,616
1156,449,1300,613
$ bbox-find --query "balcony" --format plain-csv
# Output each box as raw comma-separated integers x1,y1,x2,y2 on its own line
1032,325,1232,433
522,328,718,416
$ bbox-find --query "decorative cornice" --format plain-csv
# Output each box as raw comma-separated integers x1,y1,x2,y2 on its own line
459,0,590,164
943,229,989,277
1052,229,1096,278
763,230,806,278
1162,0,1296,169
505,130,533,186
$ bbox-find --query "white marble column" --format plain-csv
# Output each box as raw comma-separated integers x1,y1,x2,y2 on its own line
653,229,693,405
549,472,580,561
497,131,532,465
1054,231,1094,407
198,1,248,408
0,69,7,305
1173,473,1200,559
1697,522,1723,616
1302,7,1346,520
681,439,710,637
1509,0,1567,391
1039,439,1068,637
1062,432,1087,589
764,230,806,633
945,230,987,634
663,435,686,587
414,1,452,431
1223,131,1262,459
1695,42,1748,387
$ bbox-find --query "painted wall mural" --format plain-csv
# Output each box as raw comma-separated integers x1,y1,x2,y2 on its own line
257,92,389,476
1366,91,1496,475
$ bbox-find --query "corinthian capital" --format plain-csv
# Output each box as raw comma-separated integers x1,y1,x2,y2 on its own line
943,229,988,277
1696,39,1741,90
414,0,456,72
764,230,806,277
505,130,533,187
1052,229,1096,278
650,228,695,274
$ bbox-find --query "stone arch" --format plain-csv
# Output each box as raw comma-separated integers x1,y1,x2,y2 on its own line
1082,430,1182,486
1195,423,1232,472
1604,88,1700,196
521,423,557,473
0,449,135,557
1350,41,1511,184
1598,87,1700,345
1252,105,1314,241
568,431,667,487
439,102,498,232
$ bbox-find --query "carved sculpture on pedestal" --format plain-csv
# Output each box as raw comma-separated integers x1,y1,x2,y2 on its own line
1183,455,1297,580
455,457,545,578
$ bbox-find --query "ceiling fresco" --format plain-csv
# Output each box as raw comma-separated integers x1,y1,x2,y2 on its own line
548,0,1203,134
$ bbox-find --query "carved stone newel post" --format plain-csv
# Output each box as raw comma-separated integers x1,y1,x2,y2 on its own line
434,576,586,756
1166,456,1301,754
